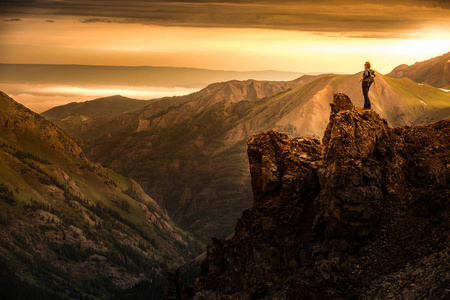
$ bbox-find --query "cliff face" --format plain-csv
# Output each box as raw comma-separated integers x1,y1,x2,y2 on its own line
190,93,449,299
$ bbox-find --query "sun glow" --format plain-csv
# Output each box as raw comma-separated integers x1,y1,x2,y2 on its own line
1,15,449,74
1,83,199,113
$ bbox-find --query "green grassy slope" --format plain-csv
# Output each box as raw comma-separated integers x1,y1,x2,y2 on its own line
386,51,450,89
0,92,203,299
381,76,450,125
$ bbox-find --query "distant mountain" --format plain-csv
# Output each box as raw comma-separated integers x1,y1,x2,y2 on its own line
0,92,202,299
0,64,306,88
387,51,450,89
42,95,153,121
44,73,450,243
41,95,155,142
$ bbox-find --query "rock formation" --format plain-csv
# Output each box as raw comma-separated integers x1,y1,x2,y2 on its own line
177,92,449,299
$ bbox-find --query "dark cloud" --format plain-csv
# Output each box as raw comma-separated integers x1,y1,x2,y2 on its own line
80,18,112,23
4,18,21,22
45,20,54,22
0,0,449,38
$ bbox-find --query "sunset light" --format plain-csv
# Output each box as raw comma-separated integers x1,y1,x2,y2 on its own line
0,2,449,299
0,0,449,109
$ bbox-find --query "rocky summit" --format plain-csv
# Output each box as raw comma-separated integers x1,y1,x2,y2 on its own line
167,92,449,299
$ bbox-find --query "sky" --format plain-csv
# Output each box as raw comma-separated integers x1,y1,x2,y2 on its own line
1,0,449,74
0,0,449,112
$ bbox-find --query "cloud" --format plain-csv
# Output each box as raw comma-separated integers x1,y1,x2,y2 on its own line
80,18,112,23
4,18,21,22
0,1,449,38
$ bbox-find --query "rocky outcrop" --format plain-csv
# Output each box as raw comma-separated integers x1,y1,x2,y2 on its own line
184,92,450,299
314,93,391,257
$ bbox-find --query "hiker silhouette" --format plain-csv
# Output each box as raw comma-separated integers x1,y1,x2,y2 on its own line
361,61,375,109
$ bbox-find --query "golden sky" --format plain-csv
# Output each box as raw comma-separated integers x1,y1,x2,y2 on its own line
1,0,449,73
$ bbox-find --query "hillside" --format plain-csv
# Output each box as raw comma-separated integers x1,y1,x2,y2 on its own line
41,95,155,143
53,77,316,241
41,95,153,121
0,92,203,299
182,93,450,299
387,51,450,89
44,73,450,242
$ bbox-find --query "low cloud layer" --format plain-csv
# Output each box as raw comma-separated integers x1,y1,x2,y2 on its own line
1,0,449,38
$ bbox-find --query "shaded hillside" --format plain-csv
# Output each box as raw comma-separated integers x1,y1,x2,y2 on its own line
42,95,153,121
182,93,450,299
46,77,316,241
42,95,155,143
45,73,450,243
0,92,203,299
387,51,450,89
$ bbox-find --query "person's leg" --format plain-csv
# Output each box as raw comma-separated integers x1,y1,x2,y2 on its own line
362,84,371,109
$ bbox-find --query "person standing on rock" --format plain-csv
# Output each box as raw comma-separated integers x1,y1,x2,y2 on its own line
362,61,375,109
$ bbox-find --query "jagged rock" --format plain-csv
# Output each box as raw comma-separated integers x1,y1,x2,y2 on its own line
315,95,392,255
192,131,323,295
329,92,355,114
189,93,450,299
247,130,321,203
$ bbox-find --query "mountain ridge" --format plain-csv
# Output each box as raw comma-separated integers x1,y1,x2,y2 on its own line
387,51,450,89
42,95,154,121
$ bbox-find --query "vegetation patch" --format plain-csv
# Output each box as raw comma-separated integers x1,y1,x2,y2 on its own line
0,182,17,206
14,149,51,164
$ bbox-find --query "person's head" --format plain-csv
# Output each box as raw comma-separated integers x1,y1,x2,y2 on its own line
364,61,371,69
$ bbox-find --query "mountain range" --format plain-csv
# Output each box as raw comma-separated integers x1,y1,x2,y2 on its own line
0,64,305,89
0,92,203,299
42,53,450,242
387,51,450,89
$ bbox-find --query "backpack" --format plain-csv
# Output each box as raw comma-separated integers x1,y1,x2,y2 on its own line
367,69,376,84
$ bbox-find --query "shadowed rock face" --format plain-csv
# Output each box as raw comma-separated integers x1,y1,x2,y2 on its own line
315,92,392,256
179,92,450,299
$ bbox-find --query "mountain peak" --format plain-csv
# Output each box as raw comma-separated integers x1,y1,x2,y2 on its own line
0,91,87,160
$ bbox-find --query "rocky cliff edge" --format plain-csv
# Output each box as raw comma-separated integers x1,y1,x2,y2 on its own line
168,92,449,299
